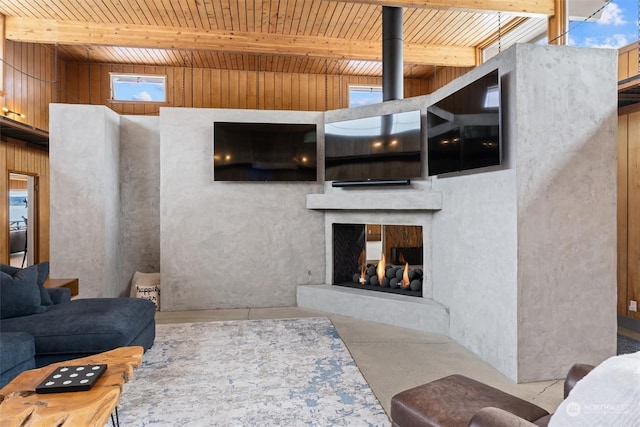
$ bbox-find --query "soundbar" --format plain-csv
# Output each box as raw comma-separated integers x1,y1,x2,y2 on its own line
331,179,411,188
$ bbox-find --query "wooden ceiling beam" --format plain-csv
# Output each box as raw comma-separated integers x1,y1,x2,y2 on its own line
330,0,554,16
4,17,477,67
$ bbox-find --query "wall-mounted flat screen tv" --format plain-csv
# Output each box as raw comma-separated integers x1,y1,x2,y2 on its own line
324,110,422,182
427,69,501,176
214,122,317,182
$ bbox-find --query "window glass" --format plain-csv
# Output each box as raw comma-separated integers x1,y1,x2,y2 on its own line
110,74,167,102
349,85,382,107
9,190,28,230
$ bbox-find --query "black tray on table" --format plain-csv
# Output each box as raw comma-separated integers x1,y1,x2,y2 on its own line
35,364,108,394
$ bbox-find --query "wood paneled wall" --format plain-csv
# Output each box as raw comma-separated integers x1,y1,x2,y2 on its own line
59,62,447,113
384,225,423,263
9,176,28,190
1,41,58,264
3,41,59,131
617,41,640,319
618,42,639,82
0,140,50,264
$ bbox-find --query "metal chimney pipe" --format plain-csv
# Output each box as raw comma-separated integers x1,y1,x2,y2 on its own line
382,6,403,102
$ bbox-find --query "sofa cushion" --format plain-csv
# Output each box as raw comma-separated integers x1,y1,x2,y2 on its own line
0,297,156,357
0,332,36,389
0,265,46,319
0,358,36,389
0,262,53,307
0,332,35,372
47,287,72,305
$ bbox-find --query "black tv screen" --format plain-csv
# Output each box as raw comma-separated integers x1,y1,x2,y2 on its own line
324,110,422,182
427,69,501,176
214,122,317,182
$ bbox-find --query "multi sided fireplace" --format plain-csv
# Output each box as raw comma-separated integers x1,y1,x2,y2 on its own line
332,223,424,297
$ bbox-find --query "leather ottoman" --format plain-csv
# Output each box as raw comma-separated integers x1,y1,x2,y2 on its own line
391,374,550,427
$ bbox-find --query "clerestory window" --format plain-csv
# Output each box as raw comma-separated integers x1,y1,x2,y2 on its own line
109,73,167,102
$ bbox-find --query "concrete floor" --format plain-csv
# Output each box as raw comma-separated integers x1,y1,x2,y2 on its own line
155,307,568,417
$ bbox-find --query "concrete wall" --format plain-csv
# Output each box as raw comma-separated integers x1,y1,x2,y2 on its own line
159,108,326,310
119,116,161,293
49,104,122,297
432,169,519,379
513,44,618,382
431,44,617,382
430,50,520,380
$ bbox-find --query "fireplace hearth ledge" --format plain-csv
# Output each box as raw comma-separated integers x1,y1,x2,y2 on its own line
306,192,442,211
296,284,449,335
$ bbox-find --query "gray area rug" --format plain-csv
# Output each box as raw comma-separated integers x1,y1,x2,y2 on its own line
618,334,640,355
118,317,389,426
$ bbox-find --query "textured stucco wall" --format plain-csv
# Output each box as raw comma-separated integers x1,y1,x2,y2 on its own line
432,169,519,379
159,108,325,310
49,104,121,297
119,116,161,294
430,50,519,380
430,44,617,382
104,108,121,297
513,44,618,382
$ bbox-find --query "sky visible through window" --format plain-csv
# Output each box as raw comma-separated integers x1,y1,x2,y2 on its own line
349,87,383,107
111,75,166,102
569,0,638,48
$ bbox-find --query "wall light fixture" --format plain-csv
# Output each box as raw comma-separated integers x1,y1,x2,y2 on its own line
2,107,26,119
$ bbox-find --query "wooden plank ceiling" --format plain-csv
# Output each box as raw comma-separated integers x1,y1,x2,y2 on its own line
0,0,552,78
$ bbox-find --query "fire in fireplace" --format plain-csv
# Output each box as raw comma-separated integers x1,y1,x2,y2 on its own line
355,250,423,292
333,223,423,297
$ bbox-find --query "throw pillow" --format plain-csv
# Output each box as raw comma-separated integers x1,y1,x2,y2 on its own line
0,262,53,306
549,351,640,426
130,271,161,310
0,265,46,319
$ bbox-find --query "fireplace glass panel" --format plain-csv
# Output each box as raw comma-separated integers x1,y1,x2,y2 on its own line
333,223,423,297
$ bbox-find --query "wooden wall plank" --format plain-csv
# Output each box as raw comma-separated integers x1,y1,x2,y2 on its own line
248,70,257,109
619,50,630,81
264,71,274,109
274,72,283,110
290,73,300,111
618,114,629,316
627,110,640,320
299,74,309,111
627,48,639,79
210,69,220,108
229,70,239,109
0,143,7,263
0,14,4,96
192,67,203,108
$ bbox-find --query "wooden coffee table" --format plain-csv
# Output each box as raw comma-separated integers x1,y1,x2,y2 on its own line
0,346,143,427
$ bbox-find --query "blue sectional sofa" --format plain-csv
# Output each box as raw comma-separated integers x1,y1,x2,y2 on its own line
0,332,35,387
0,263,156,387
